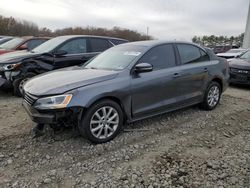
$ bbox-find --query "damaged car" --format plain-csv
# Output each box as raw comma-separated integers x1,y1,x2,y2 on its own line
23,41,229,143
0,35,128,96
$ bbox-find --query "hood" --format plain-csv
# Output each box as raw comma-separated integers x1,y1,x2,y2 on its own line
24,66,119,96
229,58,250,69
0,49,13,55
0,50,41,64
217,52,240,57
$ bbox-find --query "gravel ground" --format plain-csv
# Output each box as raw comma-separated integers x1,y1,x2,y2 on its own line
0,85,250,188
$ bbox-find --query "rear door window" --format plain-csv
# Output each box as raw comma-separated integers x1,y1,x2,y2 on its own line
138,44,176,70
58,38,87,54
89,38,112,52
177,44,209,64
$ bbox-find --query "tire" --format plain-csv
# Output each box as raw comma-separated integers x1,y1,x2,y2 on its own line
200,81,221,110
78,99,123,144
13,73,36,97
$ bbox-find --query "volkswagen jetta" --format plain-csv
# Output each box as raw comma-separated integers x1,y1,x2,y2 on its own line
23,41,229,143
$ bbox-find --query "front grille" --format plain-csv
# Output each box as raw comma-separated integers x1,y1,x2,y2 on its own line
230,68,250,75
24,92,37,106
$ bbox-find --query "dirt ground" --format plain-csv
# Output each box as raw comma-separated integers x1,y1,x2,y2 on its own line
0,85,250,188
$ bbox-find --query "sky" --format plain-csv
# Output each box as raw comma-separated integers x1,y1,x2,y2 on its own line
0,0,249,40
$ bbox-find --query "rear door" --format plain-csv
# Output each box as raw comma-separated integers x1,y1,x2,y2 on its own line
53,38,88,69
174,43,210,105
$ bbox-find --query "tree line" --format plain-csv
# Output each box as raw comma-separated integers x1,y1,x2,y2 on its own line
192,33,244,47
0,15,152,41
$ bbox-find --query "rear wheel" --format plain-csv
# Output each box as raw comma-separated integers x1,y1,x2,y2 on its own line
200,81,221,110
13,72,36,97
78,99,123,144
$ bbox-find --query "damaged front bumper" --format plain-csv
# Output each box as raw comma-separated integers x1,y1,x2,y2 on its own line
0,70,21,89
23,101,56,124
0,71,11,89
22,100,83,125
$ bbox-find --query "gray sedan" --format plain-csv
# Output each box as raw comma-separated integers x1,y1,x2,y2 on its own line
23,40,229,143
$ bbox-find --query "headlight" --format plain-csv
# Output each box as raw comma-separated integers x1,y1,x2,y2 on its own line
34,94,72,110
3,63,21,71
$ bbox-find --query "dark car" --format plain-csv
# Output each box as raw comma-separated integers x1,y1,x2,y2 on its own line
0,37,13,45
229,50,250,84
0,36,50,55
217,48,247,59
22,41,229,143
213,45,239,54
0,35,128,96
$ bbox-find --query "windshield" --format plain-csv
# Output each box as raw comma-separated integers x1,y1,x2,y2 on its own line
32,37,67,53
0,37,24,50
84,45,147,70
240,50,250,59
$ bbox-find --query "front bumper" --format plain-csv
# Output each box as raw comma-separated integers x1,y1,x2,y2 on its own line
23,101,56,124
22,95,82,125
0,72,11,89
230,69,250,85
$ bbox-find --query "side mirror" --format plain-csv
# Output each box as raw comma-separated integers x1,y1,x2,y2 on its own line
235,55,240,58
54,50,67,56
135,63,153,73
18,44,28,50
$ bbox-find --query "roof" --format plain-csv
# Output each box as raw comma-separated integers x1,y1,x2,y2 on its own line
54,35,128,41
21,36,52,40
119,40,205,49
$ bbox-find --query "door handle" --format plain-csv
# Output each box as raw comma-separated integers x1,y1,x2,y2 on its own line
204,68,208,72
173,73,180,78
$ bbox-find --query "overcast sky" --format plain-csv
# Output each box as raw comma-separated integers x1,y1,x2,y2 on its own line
0,0,249,40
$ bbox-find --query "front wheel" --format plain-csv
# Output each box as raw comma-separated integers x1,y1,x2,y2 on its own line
13,73,36,97
78,99,124,144
200,81,221,110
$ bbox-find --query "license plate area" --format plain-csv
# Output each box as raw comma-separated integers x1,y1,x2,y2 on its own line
236,75,248,82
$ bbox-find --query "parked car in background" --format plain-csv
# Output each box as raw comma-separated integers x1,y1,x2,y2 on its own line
0,36,13,45
229,50,250,85
22,41,229,143
213,45,239,54
0,35,10,39
0,36,50,55
0,35,128,96
217,48,247,59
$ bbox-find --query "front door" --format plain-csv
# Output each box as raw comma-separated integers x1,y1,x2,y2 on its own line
131,44,178,119
53,38,90,69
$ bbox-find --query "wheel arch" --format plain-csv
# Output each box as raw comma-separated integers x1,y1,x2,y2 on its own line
85,96,128,122
211,77,223,91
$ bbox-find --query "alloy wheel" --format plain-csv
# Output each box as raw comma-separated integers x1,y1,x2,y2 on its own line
207,85,220,108
90,106,119,139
